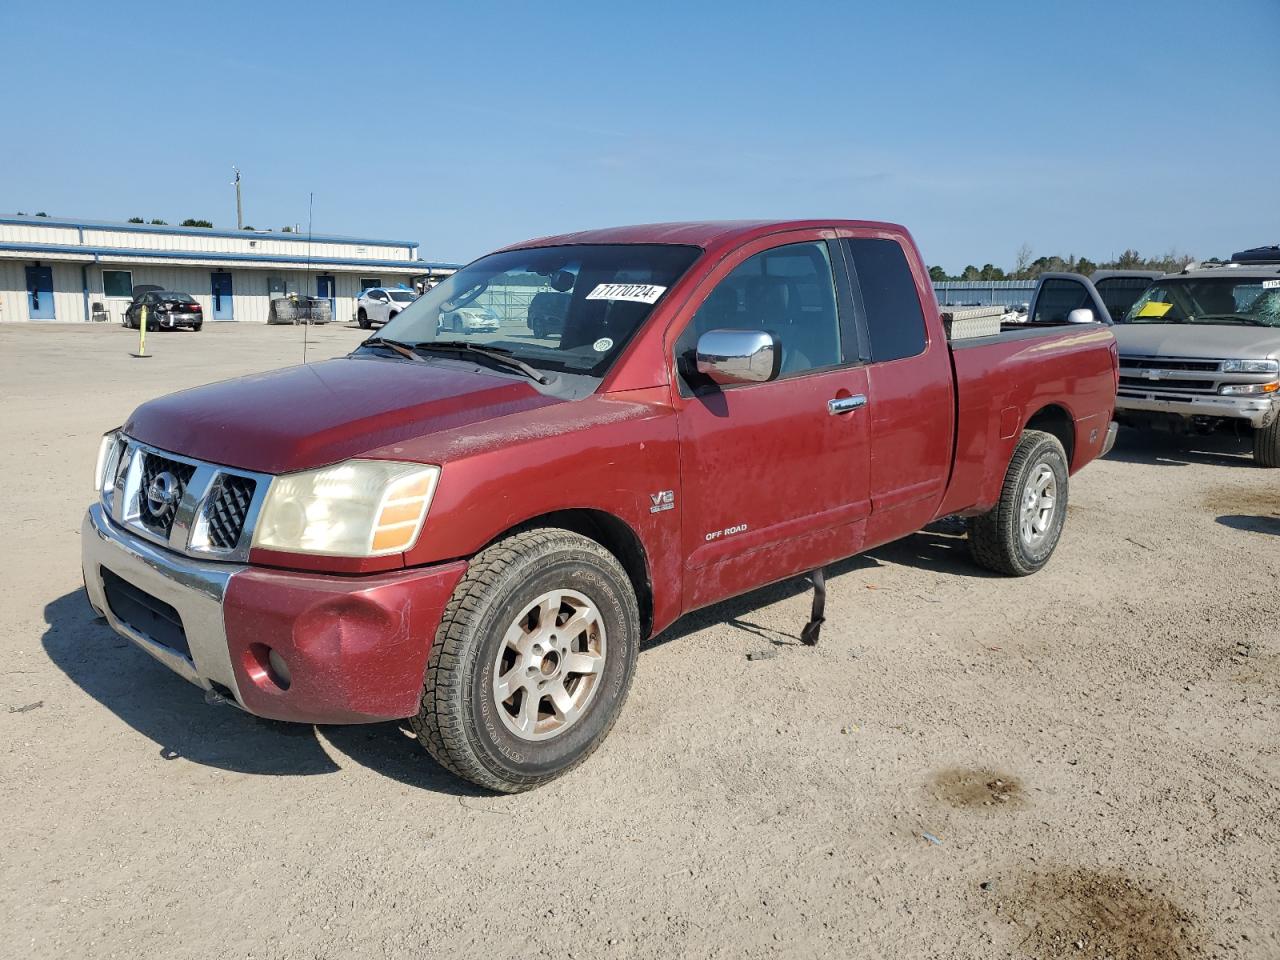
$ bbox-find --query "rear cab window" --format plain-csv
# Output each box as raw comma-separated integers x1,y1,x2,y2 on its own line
841,238,927,363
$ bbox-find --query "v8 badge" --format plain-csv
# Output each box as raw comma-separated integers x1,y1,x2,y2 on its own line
649,490,675,514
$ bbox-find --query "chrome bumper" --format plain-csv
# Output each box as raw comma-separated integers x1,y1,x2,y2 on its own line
1116,393,1277,428
1101,421,1118,457
81,503,245,704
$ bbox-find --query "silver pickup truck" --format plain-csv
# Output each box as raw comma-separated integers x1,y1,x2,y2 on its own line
1036,253,1280,466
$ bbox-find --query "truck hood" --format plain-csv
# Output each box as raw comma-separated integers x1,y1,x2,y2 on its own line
1112,323,1280,360
123,356,563,474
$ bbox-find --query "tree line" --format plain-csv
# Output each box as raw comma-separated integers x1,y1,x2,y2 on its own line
929,244,1199,282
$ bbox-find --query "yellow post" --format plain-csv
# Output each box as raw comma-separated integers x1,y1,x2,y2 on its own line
132,304,151,358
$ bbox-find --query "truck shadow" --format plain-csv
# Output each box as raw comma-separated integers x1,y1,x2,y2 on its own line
1216,514,1280,536
41,591,486,795
1105,428,1254,468
647,522,991,650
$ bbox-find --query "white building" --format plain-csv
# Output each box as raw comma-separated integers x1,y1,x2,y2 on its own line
0,214,458,325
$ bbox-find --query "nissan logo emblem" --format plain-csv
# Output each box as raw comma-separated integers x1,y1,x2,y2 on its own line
145,471,180,518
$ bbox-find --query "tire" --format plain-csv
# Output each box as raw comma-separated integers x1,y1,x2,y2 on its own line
531,319,546,339
409,528,640,793
192,323,203,332
357,309,370,329
967,429,1070,576
1254,419,1280,467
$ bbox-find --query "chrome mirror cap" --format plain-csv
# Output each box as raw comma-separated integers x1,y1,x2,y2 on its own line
695,329,781,385
1066,308,1096,324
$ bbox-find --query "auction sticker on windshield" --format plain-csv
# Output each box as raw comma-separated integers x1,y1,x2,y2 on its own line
1263,280,1280,289
1136,301,1173,318
586,283,667,304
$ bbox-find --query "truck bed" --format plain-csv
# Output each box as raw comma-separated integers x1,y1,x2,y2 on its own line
939,322,1118,517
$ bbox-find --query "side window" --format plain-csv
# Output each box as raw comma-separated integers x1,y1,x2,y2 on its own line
844,238,926,363
1033,278,1093,323
676,241,842,389
1093,277,1151,323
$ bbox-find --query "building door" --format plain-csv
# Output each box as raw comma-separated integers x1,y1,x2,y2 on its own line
25,265,55,320
210,272,234,320
316,275,335,321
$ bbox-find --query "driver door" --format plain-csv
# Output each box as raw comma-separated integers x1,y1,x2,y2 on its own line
669,233,872,612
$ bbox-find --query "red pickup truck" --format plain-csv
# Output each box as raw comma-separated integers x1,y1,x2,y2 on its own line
82,220,1118,792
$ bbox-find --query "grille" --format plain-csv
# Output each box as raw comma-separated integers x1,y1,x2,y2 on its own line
1119,357,1220,372
101,567,190,658
138,453,196,539
1118,376,1214,392
205,475,257,549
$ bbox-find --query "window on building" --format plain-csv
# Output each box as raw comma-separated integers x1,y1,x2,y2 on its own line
359,278,382,293
102,270,133,298
844,239,927,363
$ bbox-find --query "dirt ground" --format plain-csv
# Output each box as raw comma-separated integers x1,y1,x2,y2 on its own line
1,322,1276,959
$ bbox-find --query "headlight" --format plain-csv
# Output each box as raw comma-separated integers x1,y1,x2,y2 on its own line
95,429,122,492
253,459,440,557
1222,359,1279,374
1220,382,1280,396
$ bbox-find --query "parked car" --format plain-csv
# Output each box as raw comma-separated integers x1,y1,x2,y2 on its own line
438,303,501,334
82,219,1118,794
268,294,331,325
528,291,570,338
123,291,203,331
356,287,418,328
1106,255,1280,465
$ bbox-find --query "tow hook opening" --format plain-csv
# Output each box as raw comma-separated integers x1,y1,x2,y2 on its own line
246,643,293,691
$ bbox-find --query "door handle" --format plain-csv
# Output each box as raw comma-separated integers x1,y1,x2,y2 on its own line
828,395,867,415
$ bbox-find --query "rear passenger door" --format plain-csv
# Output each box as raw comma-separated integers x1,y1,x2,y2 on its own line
669,233,872,611
835,232,955,547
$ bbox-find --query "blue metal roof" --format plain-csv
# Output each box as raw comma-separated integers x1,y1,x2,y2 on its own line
0,241,459,272
0,213,419,248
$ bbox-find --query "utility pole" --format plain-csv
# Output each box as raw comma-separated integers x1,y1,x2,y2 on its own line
231,166,243,229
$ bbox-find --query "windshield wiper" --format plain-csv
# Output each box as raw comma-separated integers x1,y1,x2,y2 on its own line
411,340,550,384
359,336,424,361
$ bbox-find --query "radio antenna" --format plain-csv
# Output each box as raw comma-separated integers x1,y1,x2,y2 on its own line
303,191,314,363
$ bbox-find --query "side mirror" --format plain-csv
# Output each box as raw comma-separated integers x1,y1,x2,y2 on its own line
1066,308,1095,324
695,329,781,385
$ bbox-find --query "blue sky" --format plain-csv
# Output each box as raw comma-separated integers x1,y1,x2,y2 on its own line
2,0,1277,272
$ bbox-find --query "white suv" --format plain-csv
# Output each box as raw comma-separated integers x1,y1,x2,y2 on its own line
356,287,418,329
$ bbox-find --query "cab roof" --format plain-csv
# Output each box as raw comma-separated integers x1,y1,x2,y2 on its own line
497,219,907,255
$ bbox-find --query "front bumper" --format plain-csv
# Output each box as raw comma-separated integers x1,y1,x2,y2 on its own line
82,503,467,724
1115,392,1278,428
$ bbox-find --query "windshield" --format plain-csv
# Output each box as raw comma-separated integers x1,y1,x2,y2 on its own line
1123,278,1280,327
388,290,416,302
374,244,701,378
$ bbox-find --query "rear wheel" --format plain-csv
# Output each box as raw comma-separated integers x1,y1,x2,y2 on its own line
1253,419,1280,467
410,528,640,793
357,308,370,329
192,322,203,332
967,430,1069,576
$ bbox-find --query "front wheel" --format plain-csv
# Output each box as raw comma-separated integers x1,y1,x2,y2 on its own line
967,430,1069,576
357,309,370,329
1253,419,1280,468
410,528,640,793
